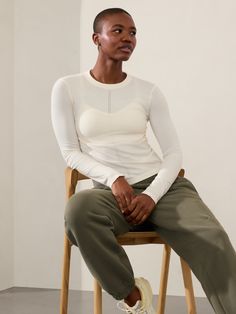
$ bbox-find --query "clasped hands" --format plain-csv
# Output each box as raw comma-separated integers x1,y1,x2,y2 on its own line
111,176,155,225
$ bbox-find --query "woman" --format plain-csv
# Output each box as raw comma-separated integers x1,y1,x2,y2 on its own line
51,8,236,314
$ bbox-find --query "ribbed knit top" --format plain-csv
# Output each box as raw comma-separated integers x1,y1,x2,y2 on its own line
51,71,182,203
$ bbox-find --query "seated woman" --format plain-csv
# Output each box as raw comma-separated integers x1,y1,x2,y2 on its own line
51,7,236,314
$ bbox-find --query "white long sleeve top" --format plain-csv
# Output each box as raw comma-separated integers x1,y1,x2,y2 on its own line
51,71,182,203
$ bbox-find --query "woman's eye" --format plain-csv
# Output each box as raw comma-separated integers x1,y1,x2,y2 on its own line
112,29,136,36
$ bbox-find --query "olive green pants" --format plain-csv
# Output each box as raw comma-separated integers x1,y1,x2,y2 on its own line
64,175,236,314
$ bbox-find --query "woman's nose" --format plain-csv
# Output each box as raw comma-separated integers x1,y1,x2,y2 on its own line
121,31,133,42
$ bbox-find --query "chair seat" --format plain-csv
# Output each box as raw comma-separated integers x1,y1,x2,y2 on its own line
117,231,166,245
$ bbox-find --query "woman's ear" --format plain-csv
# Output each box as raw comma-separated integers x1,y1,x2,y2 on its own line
92,33,100,46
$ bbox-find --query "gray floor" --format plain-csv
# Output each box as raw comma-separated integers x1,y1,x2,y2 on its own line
0,287,214,314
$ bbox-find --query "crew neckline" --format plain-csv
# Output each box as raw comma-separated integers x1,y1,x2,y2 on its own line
84,70,132,89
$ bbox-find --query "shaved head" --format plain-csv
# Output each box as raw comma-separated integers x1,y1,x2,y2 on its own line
93,8,132,33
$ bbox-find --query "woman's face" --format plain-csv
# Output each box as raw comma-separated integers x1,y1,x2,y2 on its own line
94,12,137,62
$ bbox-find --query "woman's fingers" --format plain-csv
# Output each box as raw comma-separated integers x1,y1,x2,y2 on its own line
111,176,134,211
111,178,155,221
114,191,133,210
125,194,155,225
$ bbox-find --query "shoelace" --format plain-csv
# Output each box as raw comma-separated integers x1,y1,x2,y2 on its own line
117,300,147,313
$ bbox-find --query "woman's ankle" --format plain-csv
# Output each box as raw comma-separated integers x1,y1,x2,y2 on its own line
124,286,141,307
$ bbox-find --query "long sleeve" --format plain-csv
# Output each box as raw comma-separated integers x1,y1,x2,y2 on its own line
51,78,123,187
142,86,183,203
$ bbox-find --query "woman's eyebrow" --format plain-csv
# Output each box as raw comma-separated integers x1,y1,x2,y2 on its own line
112,24,137,30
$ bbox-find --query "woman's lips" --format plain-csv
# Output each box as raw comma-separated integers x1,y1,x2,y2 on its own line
119,45,133,53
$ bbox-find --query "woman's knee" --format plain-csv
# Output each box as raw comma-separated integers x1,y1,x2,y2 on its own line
65,189,96,226
64,189,113,227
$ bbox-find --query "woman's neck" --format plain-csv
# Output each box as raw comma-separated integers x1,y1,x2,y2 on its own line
91,59,126,84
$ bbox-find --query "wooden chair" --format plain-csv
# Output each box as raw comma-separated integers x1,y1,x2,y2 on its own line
60,167,197,314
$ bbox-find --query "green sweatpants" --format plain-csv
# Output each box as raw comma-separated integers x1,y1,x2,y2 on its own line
64,175,236,314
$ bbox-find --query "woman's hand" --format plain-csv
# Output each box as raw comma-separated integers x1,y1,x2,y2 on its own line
112,178,155,225
111,176,135,212
123,194,155,225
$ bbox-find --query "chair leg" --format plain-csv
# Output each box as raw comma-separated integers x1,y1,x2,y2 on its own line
94,279,102,314
157,244,171,314
60,234,72,314
180,257,197,314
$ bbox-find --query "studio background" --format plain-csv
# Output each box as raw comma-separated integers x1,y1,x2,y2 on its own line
1,0,235,298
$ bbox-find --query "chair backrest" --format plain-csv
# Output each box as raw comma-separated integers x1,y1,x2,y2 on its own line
64,168,87,199
65,167,185,200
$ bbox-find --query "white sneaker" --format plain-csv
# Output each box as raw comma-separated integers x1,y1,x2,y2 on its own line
117,277,155,313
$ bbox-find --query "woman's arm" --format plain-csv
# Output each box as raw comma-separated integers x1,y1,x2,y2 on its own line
142,85,183,203
51,78,123,187
122,85,183,225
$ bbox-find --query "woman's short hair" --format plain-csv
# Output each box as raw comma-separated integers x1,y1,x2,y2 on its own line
93,8,131,33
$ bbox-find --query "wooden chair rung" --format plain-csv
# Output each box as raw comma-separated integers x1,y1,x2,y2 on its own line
180,258,197,314
94,280,102,314
60,234,72,314
157,244,171,314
